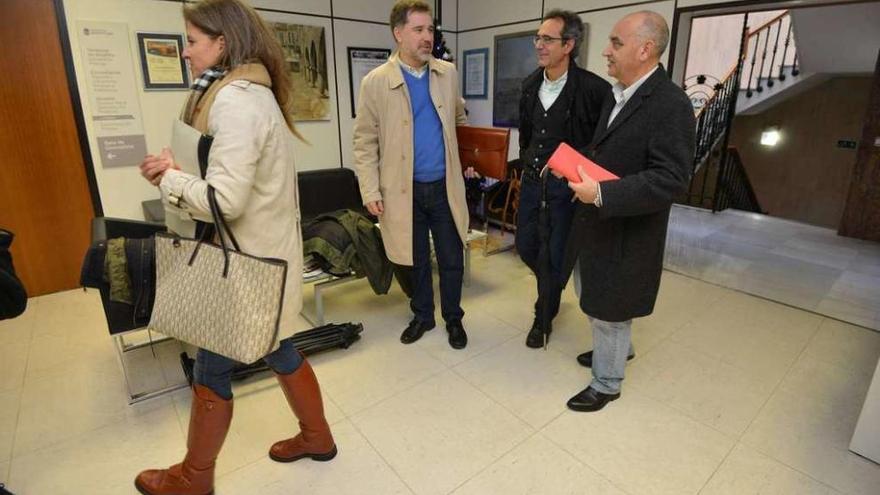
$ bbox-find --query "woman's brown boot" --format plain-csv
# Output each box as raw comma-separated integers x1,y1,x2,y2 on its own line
135,384,233,495
269,359,337,463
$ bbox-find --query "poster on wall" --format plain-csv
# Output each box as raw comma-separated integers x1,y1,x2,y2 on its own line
347,47,392,117
77,20,147,168
271,22,330,121
136,32,189,90
463,48,489,99
492,31,535,128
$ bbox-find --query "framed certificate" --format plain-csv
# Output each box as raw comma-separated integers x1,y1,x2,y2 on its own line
136,32,189,90
462,48,489,99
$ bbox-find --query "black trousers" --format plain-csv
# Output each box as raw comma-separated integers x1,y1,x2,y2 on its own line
515,174,575,323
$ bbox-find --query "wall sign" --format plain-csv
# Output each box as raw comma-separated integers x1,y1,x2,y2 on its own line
77,21,147,168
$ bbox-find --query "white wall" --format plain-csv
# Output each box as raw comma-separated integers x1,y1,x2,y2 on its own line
63,0,189,220
333,19,397,170
61,0,455,220
252,0,330,15
62,0,777,219
792,2,880,74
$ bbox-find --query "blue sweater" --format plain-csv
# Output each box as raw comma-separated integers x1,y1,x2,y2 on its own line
403,69,446,183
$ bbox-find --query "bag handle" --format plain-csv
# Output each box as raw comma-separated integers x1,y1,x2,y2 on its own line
207,188,241,252
186,186,242,278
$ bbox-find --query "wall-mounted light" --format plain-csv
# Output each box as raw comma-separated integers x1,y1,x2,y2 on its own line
761,126,781,147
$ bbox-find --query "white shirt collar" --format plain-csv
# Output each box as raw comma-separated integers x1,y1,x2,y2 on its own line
542,69,568,88
612,65,660,105
399,59,428,79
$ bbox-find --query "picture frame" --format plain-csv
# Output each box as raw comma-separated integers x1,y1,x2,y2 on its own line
272,22,331,121
462,48,489,99
492,31,535,128
347,47,392,118
135,32,189,91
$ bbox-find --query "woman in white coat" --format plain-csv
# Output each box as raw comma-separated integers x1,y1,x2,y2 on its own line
136,1,335,494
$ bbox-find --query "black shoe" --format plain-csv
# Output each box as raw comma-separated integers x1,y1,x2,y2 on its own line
525,319,552,348
446,320,468,349
566,386,620,412
576,350,635,368
400,319,435,344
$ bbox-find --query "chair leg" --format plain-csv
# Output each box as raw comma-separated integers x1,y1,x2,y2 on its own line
501,179,516,237
481,191,489,256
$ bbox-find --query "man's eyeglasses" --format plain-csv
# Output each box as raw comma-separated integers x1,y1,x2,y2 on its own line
533,35,567,46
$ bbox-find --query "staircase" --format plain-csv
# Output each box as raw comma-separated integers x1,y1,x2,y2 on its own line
679,11,792,214
678,3,880,214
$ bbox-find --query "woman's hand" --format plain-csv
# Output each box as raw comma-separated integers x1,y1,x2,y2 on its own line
139,147,180,186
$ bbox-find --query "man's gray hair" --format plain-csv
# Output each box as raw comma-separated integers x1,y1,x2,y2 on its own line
633,10,669,57
543,9,584,59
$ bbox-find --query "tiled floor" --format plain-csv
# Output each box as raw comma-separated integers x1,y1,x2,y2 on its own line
665,206,880,331
2,248,880,494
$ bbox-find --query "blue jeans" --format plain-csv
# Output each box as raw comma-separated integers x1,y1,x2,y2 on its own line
194,338,303,400
515,175,575,322
411,179,464,324
589,317,634,394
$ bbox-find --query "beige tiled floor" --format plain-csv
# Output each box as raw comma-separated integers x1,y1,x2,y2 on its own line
1,249,879,494
666,206,880,331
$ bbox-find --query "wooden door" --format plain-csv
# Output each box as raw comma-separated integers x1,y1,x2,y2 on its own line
0,0,96,296
839,49,880,241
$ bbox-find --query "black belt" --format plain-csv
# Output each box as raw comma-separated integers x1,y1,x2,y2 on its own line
522,165,544,181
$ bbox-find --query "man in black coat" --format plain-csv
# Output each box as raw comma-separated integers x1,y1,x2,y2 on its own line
516,9,609,348
560,11,695,412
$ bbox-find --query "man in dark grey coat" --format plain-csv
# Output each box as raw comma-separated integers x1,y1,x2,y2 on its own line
559,11,695,412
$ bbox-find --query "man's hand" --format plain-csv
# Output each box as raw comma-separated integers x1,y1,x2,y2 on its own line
463,166,480,179
366,200,384,216
568,166,599,204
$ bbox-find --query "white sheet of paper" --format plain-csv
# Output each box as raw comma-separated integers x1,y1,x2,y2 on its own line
162,119,204,237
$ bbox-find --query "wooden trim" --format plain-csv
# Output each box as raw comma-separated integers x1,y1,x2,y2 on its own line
54,0,102,215
747,10,788,38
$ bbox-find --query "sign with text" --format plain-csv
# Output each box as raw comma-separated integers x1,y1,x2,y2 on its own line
77,21,147,167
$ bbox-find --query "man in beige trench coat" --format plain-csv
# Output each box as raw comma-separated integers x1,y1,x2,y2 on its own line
353,0,470,349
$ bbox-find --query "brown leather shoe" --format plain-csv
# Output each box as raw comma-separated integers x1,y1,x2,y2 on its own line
269,358,338,463
135,384,233,495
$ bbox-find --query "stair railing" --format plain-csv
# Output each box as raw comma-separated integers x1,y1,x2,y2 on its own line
712,147,763,213
743,11,799,98
681,10,797,212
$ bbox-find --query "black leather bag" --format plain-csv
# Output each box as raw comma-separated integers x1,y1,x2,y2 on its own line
0,229,27,320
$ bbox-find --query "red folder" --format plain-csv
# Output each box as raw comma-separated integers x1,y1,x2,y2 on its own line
547,142,619,183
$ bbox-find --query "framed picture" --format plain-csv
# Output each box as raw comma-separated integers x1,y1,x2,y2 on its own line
135,32,189,90
492,31,535,127
462,48,489,99
347,47,392,118
272,22,331,121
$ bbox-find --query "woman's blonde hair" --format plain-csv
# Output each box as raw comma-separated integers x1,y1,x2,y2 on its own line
183,0,302,137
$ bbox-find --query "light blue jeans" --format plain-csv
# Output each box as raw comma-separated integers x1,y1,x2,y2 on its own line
573,261,635,394
588,317,634,395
